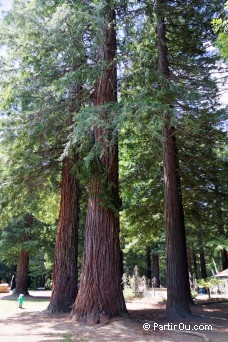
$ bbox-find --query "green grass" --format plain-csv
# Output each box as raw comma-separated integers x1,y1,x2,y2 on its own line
0,298,49,314
123,288,136,301
62,335,74,341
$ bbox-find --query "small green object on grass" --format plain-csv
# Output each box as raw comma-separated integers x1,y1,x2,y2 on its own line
17,294,24,308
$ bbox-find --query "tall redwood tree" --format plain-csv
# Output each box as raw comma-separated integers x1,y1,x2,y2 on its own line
47,153,79,313
15,214,33,295
15,249,30,295
157,0,192,318
71,3,127,324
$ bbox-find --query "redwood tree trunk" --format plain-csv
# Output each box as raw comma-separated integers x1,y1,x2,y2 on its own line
15,249,29,295
15,213,33,295
163,109,192,318
199,249,207,279
71,6,127,324
152,246,160,288
193,249,198,279
47,155,79,313
146,246,152,286
198,229,207,279
157,0,191,318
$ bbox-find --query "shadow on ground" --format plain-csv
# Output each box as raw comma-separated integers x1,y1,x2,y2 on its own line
0,298,227,341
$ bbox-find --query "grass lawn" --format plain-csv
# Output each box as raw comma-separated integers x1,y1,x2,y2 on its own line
0,298,49,314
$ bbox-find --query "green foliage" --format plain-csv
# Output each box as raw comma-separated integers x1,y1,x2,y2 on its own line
0,0,226,286
198,277,220,289
123,288,135,301
212,1,228,59
206,239,228,256
0,215,57,287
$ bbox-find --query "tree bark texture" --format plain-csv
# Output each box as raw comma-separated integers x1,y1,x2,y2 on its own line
15,213,33,295
15,249,29,295
71,6,127,324
157,0,191,318
47,155,79,313
163,107,192,317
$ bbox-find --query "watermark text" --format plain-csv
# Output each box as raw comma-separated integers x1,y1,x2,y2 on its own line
143,322,212,331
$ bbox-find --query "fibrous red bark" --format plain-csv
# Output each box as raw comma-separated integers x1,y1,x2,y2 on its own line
15,249,30,295
71,6,127,324
47,155,79,313
163,119,192,317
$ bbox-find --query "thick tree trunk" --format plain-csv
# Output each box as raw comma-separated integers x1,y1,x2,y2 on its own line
152,247,160,288
145,246,152,286
72,180,127,323
15,249,29,295
71,6,127,324
163,119,192,317
47,155,79,313
157,0,191,318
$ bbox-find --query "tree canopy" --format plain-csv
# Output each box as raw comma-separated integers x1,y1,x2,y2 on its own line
0,0,227,321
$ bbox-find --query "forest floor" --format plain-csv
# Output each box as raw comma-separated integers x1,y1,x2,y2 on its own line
0,291,227,342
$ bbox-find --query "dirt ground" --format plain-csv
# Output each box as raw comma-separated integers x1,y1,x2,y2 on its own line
0,291,227,342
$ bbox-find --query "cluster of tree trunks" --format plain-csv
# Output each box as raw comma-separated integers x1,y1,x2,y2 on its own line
1,0,225,327
48,0,194,321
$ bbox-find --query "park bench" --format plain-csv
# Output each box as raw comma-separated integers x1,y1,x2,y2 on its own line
0,283,10,293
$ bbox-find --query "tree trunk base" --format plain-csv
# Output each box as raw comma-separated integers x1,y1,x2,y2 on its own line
14,290,29,296
71,309,129,325
47,300,74,314
71,287,128,325
166,304,192,319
